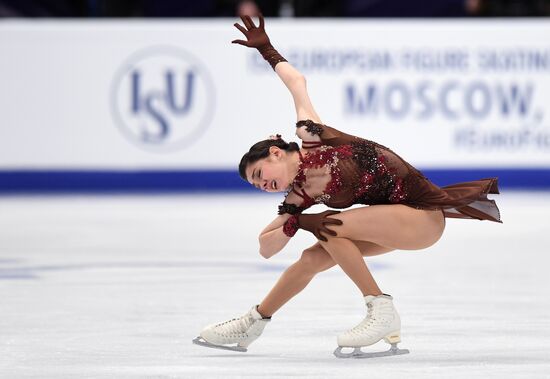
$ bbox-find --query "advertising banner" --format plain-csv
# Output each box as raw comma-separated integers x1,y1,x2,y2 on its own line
0,20,549,190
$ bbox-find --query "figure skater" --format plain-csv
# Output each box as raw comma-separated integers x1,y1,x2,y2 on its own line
193,15,501,358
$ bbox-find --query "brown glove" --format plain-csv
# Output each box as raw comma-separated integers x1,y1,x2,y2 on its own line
298,210,343,242
232,14,287,70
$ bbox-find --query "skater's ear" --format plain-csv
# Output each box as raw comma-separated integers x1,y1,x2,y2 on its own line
268,146,282,158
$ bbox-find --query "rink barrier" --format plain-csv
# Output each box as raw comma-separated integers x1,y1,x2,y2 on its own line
0,168,548,193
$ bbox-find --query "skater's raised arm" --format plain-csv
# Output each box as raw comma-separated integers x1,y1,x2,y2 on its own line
232,15,322,128
274,62,322,125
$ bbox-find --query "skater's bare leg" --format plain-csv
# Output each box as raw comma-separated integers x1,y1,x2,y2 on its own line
258,205,444,316
328,205,446,250
257,241,392,318
319,237,383,297
317,205,444,297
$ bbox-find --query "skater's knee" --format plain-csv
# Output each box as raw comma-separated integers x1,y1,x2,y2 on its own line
297,246,334,275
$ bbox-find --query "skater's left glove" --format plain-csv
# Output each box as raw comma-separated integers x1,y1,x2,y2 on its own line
231,14,287,70
283,210,343,242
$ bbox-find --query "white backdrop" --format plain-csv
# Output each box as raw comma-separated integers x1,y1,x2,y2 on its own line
0,19,549,170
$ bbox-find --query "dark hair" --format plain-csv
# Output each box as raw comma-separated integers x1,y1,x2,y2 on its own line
239,137,300,181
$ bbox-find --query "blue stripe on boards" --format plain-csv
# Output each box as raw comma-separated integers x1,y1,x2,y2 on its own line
0,168,549,193
420,168,550,189
0,170,253,193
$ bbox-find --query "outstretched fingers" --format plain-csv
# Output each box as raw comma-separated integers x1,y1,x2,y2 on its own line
231,39,249,46
233,22,248,35
240,15,255,30
232,22,250,45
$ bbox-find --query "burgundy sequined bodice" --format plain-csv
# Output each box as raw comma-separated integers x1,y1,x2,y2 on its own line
278,119,502,224
279,121,427,215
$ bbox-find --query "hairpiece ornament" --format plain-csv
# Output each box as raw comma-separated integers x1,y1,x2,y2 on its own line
269,134,282,141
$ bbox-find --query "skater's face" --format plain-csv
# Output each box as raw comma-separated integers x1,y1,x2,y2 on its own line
245,146,292,193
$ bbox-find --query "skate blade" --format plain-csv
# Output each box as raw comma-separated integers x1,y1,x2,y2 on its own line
192,336,247,353
334,343,410,359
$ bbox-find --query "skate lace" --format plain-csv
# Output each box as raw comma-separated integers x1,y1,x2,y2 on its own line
348,303,388,336
215,314,254,337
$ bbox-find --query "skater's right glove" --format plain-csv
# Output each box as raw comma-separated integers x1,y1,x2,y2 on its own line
283,210,343,242
231,14,287,70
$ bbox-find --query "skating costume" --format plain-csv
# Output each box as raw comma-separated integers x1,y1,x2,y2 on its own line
196,15,503,358
281,119,501,237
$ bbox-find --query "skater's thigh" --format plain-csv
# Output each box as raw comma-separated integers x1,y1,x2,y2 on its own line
302,240,393,270
353,240,394,257
329,204,445,250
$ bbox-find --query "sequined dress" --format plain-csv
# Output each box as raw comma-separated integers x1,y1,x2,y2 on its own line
280,120,501,237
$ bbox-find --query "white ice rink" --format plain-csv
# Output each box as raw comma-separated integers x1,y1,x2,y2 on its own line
1,191,549,379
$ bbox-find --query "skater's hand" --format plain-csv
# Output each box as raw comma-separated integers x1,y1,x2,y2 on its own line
232,14,270,49
298,210,343,242
232,13,287,70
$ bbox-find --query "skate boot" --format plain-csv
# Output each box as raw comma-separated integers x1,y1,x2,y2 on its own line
192,305,270,352
334,294,410,358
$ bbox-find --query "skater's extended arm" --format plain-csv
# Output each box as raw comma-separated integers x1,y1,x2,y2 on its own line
232,14,323,137
274,62,323,127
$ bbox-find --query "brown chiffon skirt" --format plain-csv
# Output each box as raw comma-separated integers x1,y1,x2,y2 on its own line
408,177,502,223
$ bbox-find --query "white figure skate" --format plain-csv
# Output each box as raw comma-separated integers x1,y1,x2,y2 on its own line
193,305,270,352
334,294,410,359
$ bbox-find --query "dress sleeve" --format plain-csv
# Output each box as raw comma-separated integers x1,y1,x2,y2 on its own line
278,201,304,215
277,188,314,215
278,187,317,237
296,119,360,148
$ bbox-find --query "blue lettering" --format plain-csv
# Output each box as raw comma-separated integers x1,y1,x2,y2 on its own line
415,81,434,119
464,82,491,119
131,70,141,113
142,92,170,143
165,70,195,114
343,80,538,121
384,82,410,119
496,82,533,117
345,84,379,115
440,81,459,119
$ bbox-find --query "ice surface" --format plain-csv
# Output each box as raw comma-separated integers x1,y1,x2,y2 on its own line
1,191,549,379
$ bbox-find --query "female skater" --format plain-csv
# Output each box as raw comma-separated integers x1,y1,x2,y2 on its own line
193,15,501,358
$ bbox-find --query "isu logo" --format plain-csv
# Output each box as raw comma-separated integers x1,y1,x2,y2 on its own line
111,46,215,152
